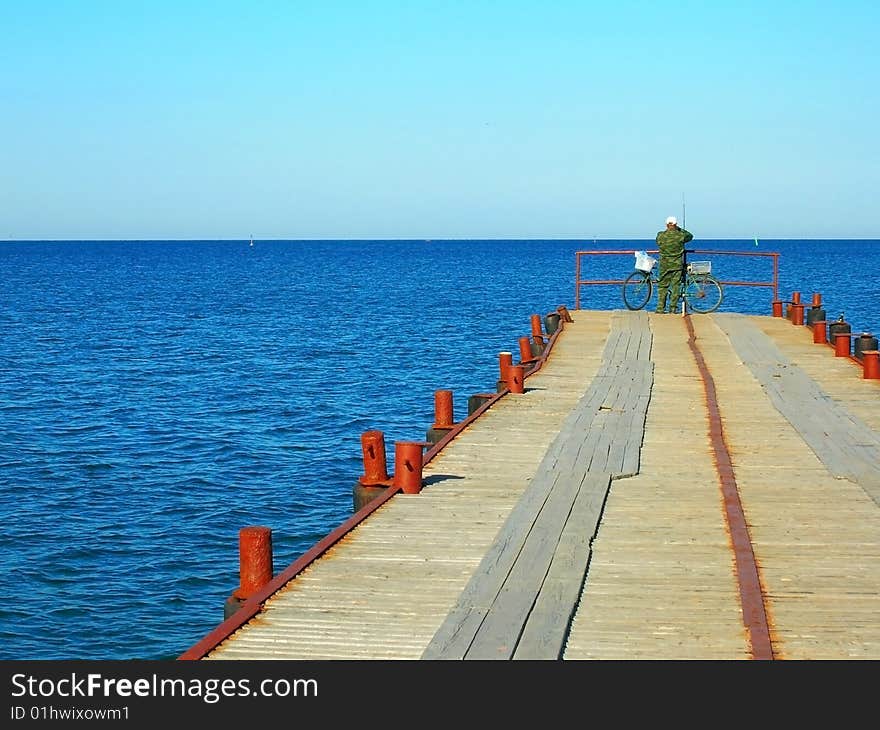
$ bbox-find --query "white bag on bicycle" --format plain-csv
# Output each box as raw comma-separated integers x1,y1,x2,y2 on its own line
634,251,657,273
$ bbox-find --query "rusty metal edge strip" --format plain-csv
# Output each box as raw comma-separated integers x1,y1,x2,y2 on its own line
423,316,564,462
177,483,401,660
684,315,775,661
178,312,570,659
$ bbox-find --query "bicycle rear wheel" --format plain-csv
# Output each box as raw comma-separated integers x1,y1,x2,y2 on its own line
622,271,652,310
684,274,723,313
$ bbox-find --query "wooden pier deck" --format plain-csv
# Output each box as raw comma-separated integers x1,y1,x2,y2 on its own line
181,310,880,661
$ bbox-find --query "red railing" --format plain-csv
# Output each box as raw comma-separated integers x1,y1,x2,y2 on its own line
574,249,779,310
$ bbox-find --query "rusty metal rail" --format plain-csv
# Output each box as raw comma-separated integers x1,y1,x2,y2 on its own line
685,315,774,659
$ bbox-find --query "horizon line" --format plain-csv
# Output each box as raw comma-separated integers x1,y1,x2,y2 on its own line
4,236,880,243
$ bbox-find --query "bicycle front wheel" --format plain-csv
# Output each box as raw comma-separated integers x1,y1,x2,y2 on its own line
622,271,652,310
684,275,723,313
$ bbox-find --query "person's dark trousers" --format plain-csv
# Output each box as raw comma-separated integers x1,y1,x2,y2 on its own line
655,257,682,313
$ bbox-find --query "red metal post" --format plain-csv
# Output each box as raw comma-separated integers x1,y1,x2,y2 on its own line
790,303,804,326
518,336,534,363
834,333,851,357
771,300,783,317
812,293,822,307
530,314,543,338
863,351,879,379
508,364,525,394
498,351,512,385
360,430,389,485
234,526,273,600
773,254,779,303
786,291,801,320
393,442,423,494
433,389,454,429
812,322,827,344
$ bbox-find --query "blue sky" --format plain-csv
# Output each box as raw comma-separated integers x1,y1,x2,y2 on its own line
2,1,878,240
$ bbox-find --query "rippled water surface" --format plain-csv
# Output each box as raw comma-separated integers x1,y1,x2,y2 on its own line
1,239,877,659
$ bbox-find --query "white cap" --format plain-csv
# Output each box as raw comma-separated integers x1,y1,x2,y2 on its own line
665,216,677,225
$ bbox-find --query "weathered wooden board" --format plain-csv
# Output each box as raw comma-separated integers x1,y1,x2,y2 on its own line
424,311,651,659
714,313,880,506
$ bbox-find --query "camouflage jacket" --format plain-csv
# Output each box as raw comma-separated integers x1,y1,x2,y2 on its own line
655,226,694,260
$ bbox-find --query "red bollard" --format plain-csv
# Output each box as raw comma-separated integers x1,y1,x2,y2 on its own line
234,526,273,600
498,351,512,386
772,300,783,317
433,389,454,429
508,364,525,394
557,305,573,323
530,314,543,338
812,321,827,344
863,351,879,379
786,292,801,320
426,390,456,445
812,293,822,308
393,442,423,494
834,332,851,357
360,430,389,485
354,430,392,511
518,336,535,363
791,303,804,326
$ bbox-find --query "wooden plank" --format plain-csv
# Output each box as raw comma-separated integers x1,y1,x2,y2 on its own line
427,314,652,659
714,313,880,506
416,606,488,660
679,314,880,660
423,312,653,659
597,362,652,476
563,312,752,660
514,472,612,659
464,471,585,658
419,457,563,658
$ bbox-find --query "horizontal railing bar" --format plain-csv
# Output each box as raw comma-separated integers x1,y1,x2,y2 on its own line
574,248,780,309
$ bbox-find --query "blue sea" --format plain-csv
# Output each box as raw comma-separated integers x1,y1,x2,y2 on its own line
1,239,878,660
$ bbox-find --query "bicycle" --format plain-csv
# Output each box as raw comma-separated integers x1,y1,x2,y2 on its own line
621,249,724,313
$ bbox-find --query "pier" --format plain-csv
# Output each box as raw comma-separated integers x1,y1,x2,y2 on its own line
179,308,880,661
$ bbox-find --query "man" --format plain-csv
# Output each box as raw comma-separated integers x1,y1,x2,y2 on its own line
654,216,693,313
